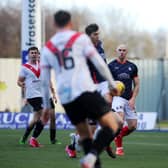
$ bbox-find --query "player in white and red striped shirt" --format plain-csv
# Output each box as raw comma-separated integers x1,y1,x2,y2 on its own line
18,46,44,147
18,47,61,146
40,10,123,168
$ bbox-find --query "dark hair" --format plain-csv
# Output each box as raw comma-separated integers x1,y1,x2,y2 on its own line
85,23,99,36
28,46,38,53
54,10,71,28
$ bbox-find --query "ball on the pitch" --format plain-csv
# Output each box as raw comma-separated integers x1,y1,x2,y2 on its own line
115,81,125,96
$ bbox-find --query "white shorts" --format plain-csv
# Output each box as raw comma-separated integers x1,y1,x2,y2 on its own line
111,96,137,120
96,81,109,96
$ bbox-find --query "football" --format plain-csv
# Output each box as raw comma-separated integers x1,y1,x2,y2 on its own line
115,80,125,96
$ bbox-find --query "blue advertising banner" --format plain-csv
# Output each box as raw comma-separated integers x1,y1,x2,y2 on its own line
0,112,157,130
0,112,75,130
22,50,29,64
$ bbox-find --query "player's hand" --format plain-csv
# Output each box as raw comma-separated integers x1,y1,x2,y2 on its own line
109,81,125,96
128,97,135,110
108,84,118,96
20,82,25,88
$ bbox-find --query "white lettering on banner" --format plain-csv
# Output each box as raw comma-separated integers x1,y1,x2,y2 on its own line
15,113,29,124
0,113,29,124
2,113,15,124
56,114,67,125
26,0,36,46
137,112,157,130
21,0,41,64
28,113,34,123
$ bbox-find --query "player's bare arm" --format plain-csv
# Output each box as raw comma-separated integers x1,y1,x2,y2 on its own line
17,76,25,88
50,81,57,103
129,76,140,109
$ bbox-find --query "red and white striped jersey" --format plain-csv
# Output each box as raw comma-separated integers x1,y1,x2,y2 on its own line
41,30,100,105
19,62,42,99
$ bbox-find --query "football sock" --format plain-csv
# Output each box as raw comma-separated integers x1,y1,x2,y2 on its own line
22,124,35,141
93,127,116,155
32,120,44,138
115,126,131,148
120,126,130,137
81,138,93,154
95,157,102,168
50,128,56,141
68,135,76,150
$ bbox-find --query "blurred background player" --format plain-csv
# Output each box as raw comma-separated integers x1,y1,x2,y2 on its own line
49,82,61,144
86,23,109,97
108,44,140,156
38,52,61,145
17,46,44,147
66,23,116,159
40,10,123,168
18,47,60,146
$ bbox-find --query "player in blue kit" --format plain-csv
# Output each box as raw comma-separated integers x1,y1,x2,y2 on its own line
85,24,106,84
108,44,140,156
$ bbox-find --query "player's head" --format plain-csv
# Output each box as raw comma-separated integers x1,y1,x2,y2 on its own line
28,46,39,63
54,10,71,29
85,23,100,45
116,44,128,61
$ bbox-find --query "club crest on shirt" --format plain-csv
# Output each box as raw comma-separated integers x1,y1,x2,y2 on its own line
128,67,132,71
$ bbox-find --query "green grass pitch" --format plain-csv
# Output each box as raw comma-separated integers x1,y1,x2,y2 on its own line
0,129,167,168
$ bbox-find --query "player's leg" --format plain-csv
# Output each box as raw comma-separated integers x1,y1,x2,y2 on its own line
93,84,117,159
66,119,98,158
115,119,137,156
79,92,122,168
19,115,35,144
48,98,57,144
29,110,43,147
111,96,126,155
28,97,44,147
65,131,79,158
63,101,87,159
114,98,137,156
63,95,97,166
49,108,57,144
104,113,122,159
125,101,137,133
80,111,122,168
19,98,40,144
92,120,117,159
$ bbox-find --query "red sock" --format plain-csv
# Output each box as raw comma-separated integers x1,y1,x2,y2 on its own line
115,126,129,148
120,126,130,137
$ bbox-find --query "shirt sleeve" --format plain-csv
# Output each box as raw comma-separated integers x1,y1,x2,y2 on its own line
19,66,27,78
81,34,98,58
133,64,138,78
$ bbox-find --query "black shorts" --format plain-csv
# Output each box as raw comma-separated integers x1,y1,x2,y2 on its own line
63,91,111,125
27,97,43,112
